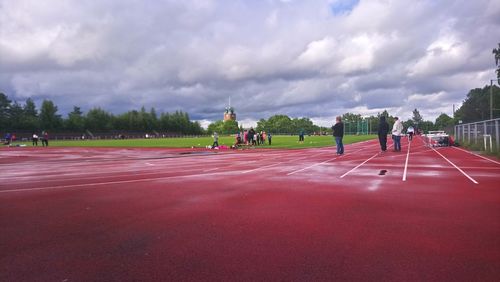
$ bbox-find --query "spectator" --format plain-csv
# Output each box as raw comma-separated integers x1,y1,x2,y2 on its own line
377,116,389,152
212,132,219,148
299,129,305,143
391,117,404,152
41,131,49,147
32,133,39,146
248,128,256,145
332,116,344,155
268,133,272,145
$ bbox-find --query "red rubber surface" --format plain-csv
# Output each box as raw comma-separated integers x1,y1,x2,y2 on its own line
1,137,500,281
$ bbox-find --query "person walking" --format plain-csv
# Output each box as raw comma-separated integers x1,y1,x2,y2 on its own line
212,132,219,148
377,116,389,152
332,116,344,155
391,117,404,152
407,125,415,141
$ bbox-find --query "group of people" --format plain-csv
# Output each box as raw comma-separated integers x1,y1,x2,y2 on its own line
32,131,49,146
211,128,273,149
330,115,419,156
2,131,49,146
377,116,415,152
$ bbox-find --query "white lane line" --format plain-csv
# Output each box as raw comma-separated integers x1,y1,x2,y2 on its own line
287,156,340,175
203,168,219,172
0,170,238,194
402,140,411,181
451,146,500,165
430,147,478,184
340,152,380,179
241,162,284,174
286,147,365,176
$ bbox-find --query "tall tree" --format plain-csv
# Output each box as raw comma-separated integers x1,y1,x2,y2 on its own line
454,86,500,122
434,113,453,130
23,98,39,130
8,101,24,130
85,108,113,131
65,106,85,131
0,93,11,129
39,100,62,130
412,108,423,124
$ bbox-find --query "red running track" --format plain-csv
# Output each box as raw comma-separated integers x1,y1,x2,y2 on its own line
1,137,500,281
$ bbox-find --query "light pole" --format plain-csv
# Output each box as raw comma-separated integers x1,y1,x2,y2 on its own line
490,79,494,120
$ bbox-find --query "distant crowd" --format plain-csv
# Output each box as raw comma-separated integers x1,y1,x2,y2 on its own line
210,128,272,149
3,131,50,146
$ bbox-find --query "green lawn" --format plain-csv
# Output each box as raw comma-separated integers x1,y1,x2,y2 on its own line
12,135,376,149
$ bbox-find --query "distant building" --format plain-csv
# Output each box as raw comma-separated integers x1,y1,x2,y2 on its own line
224,97,236,122
224,106,236,122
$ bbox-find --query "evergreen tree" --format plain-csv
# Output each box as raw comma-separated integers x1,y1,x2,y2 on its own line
66,106,85,131
0,93,11,129
39,100,62,130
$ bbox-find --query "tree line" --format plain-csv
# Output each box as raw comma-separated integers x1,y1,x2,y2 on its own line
0,93,203,134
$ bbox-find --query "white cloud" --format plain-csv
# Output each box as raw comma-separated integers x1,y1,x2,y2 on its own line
0,0,498,123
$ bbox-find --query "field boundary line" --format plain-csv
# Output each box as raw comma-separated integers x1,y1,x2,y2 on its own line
451,146,500,165
430,147,478,184
0,170,239,194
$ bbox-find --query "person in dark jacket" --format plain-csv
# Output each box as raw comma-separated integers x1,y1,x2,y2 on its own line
377,115,389,151
248,128,256,146
332,116,344,155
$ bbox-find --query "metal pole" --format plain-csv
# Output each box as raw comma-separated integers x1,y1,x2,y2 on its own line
468,124,470,143
496,119,499,150
474,123,478,143
491,80,493,120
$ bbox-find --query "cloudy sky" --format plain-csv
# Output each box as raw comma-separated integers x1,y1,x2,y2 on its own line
1,0,499,127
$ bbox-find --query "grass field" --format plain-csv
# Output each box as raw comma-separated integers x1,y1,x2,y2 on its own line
11,135,377,149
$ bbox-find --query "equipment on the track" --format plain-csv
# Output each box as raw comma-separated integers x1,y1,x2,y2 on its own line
424,131,450,147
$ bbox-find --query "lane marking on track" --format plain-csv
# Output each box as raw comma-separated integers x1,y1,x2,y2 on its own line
340,152,380,179
451,146,500,165
403,140,411,181
203,168,219,172
287,156,340,175
240,150,333,174
241,162,284,174
430,147,478,184
0,170,239,194
286,147,365,176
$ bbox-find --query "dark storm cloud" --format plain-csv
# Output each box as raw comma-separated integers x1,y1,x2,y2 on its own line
1,0,499,127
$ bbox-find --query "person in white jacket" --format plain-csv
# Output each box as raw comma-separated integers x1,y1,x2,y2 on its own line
391,117,404,152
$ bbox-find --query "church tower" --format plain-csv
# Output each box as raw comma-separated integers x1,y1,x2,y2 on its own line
223,97,236,122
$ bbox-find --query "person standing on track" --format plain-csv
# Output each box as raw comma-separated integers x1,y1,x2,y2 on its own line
377,115,389,152
332,116,344,155
391,117,403,152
